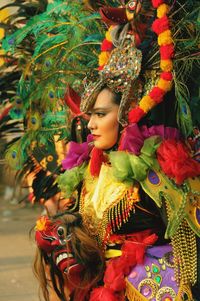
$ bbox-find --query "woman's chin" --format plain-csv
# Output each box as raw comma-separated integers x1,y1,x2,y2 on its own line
93,140,117,150
93,141,103,149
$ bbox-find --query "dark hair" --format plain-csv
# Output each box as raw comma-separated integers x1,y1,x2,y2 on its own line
86,84,122,112
112,89,122,106
101,85,122,106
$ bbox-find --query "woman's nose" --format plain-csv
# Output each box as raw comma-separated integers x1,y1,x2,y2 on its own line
87,115,97,131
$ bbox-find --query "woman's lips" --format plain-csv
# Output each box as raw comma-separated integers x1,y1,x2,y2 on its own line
92,134,101,140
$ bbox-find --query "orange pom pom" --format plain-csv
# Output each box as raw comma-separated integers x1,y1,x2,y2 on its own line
160,59,173,72
157,78,173,92
139,96,156,113
157,4,170,18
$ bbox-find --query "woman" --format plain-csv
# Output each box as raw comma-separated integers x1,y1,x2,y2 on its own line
35,0,200,299
55,80,200,300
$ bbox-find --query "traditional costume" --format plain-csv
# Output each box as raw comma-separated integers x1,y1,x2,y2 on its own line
35,1,200,300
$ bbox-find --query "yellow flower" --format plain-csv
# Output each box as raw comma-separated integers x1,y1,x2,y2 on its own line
0,8,10,40
140,95,156,113
105,29,112,42
158,78,173,92
0,28,5,40
35,216,48,231
99,51,110,66
160,59,173,72
0,8,9,22
158,30,173,46
0,49,5,67
157,4,170,18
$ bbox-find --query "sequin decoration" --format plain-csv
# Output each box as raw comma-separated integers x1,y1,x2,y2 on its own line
148,170,161,185
195,208,200,225
138,278,158,299
156,287,176,300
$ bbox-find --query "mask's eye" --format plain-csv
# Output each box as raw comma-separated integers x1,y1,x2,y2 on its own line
127,0,137,11
57,226,66,238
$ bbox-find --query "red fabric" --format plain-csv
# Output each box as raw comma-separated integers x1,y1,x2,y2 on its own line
152,0,164,8
89,287,121,301
133,22,148,46
157,139,200,184
152,16,169,35
101,39,114,51
90,147,107,177
64,85,81,115
160,44,174,60
160,71,173,81
99,7,128,25
89,231,158,300
149,87,165,103
103,232,158,291
128,107,145,123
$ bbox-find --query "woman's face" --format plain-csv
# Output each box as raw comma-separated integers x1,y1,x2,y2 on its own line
87,88,119,150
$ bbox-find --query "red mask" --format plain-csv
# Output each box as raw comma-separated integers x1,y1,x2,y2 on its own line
35,216,83,277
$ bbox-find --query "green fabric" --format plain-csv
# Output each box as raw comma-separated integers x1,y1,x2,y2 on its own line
57,162,87,198
109,136,162,183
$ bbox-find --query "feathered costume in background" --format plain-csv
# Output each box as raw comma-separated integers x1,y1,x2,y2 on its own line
1,0,105,203
1,1,200,300
0,1,48,161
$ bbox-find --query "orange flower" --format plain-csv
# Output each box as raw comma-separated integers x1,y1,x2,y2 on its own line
157,4,170,18
160,59,173,72
158,30,173,46
157,78,172,91
139,95,156,113
35,216,49,231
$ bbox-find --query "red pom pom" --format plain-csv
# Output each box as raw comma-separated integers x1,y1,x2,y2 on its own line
152,16,169,35
157,140,200,184
98,65,104,70
160,71,173,81
101,39,114,51
89,287,120,301
160,44,174,60
90,147,107,177
152,0,164,8
149,87,165,103
128,107,145,123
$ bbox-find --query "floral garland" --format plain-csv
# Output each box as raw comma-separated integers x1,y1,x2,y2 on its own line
129,0,174,123
97,1,174,124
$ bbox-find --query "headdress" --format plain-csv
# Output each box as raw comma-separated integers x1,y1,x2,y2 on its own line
81,0,174,127
81,33,142,126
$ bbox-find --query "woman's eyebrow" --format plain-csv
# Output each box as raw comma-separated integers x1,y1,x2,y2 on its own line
92,106,113,112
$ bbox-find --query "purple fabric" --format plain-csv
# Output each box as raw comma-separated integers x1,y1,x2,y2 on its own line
127,244,179,300
62,135,93,170
146,244,172,258
120,124,180,155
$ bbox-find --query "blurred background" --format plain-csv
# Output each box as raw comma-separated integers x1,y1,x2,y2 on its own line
0,1,44,300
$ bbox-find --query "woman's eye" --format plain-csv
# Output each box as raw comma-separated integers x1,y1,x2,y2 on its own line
96,112,105,117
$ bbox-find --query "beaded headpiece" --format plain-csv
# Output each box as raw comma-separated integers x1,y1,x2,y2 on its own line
81,34,142,126
81,0,175,127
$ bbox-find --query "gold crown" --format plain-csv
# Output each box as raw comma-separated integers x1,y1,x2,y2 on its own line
81,34,142,126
